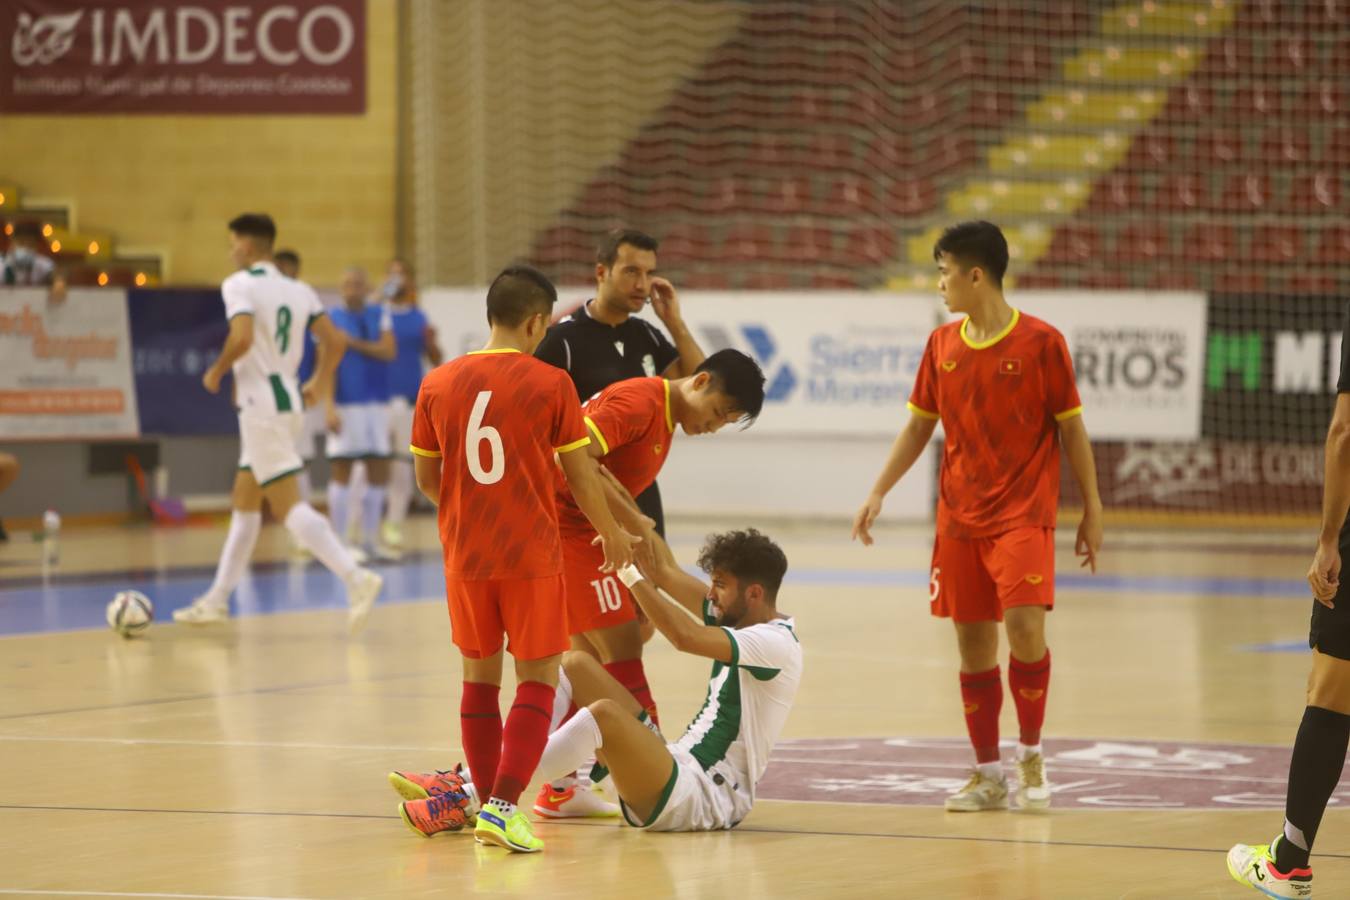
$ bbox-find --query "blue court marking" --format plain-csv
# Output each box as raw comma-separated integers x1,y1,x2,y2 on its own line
1242,640,1311,654
0,556,1313,639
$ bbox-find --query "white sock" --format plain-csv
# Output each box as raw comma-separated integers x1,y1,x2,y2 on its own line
549,772,578,791
536,707,603,785
977,761,1004,780
285,502,358,578
387,459,413,526
327,480,350,539
296,468,312,505
347,463,367,537
362,486,386,547
549,669,574,732
1017,743,1042,761
486,798,517,818
203,509,261,605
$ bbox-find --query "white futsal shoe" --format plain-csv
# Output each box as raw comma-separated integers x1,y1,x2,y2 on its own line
173,596,228,625
345,567,383,634
1227,839,1313,898
533,779,621,818
1015,751,1051,810
945,769,1009,812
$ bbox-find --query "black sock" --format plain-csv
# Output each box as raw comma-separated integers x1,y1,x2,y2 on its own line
1275,705,1350,872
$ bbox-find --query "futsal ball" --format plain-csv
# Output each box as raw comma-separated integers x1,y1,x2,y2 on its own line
106,590,153,637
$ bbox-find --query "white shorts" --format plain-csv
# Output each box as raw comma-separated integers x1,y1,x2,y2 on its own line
294,404,326,461
327,402,392,460
238,411,304,486
620,744,751,832
388,396,415,458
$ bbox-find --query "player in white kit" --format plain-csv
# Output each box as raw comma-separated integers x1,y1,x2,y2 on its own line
396,528,802,833
174,214,384,632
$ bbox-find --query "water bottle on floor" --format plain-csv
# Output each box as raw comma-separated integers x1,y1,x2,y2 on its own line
42,509,60,566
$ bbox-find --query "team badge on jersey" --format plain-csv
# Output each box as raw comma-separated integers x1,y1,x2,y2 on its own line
941,360,957,372
614,341,625,356
642,353,656,376
999,359,1022,375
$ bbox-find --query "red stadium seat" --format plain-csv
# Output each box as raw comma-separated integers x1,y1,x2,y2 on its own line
1117,222,1170,262
1248,224,1302,263
1087,172,1145,212
840,226,897,266
887,178,937,216
1043,223,1102,264
1261,127,1312,165
1195,129,1243,168
1127,131,1175,168
1285,171,1341,213
1157,172,1206,212
1215,173,1271,212
1183,222,1236,262
783,226,834,263
1318,225,1350,263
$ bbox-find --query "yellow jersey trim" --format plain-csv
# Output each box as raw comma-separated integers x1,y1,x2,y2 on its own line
584,416,610,455
959,307,1021,350
662,379,675,433
1054,405,1084,422
466,348,522,355
555,435,591,454
410,445,442,458
906,401,940,421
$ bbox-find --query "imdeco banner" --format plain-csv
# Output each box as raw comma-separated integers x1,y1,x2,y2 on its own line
1,1,365,114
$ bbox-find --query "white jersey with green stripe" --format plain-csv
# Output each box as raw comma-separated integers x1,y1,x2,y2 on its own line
221,261,325,415
675,603,802,804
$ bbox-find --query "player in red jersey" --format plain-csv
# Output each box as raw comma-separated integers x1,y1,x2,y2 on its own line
532,349,766,818
394,266,637,853
853,221,1103,813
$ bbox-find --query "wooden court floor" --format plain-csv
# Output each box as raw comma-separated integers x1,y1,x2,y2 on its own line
1,516,1347,899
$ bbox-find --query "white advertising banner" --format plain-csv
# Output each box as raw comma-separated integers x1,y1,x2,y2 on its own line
423,288,936,437
1010,291,1208,441
0,287,140,440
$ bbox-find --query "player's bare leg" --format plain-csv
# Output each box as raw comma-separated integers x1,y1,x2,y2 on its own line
947,620,1008,811
576,618,660,725
1005,605,1051,809
533,672,675,826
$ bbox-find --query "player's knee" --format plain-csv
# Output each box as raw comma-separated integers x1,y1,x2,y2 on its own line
588,698,624,728
562,649,600,678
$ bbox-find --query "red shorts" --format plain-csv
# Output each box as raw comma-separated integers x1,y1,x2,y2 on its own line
561,534,637,636
445,574,569,661
929,527,1055,623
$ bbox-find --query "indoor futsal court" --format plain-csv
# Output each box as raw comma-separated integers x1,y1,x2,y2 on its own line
5,0,1350,898
2,519,1348,898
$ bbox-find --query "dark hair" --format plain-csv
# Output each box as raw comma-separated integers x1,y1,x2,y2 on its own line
228,213,277,246
695,349,766,423
274,248,300,268
486,265,557,327
933,220,1008,288
697,528,788,601
596,228,659,268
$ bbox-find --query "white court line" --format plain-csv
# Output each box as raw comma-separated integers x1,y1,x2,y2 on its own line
768,755,1291,784
0,891,317,900
0,734,459,753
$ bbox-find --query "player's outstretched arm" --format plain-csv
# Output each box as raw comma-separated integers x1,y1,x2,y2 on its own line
1058,414,1103,573
633,531,708,616
303,316,347,421
650,278,706,377
852,412,938,545
618,566,734,663
202,314,254,394
559,447,639,571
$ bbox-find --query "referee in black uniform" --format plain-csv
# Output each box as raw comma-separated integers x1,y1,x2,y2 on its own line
534,229,706,536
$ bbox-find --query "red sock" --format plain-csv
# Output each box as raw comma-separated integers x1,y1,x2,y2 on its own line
603,658,659,728
491,681,556,806
460,681,502,795
1008,650,1051,746
959,666,1003,764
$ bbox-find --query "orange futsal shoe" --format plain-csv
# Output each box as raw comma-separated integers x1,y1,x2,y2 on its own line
399,790,474,838
388,768,466,802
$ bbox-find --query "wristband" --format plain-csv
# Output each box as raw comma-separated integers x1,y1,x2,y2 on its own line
617,564,645,588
